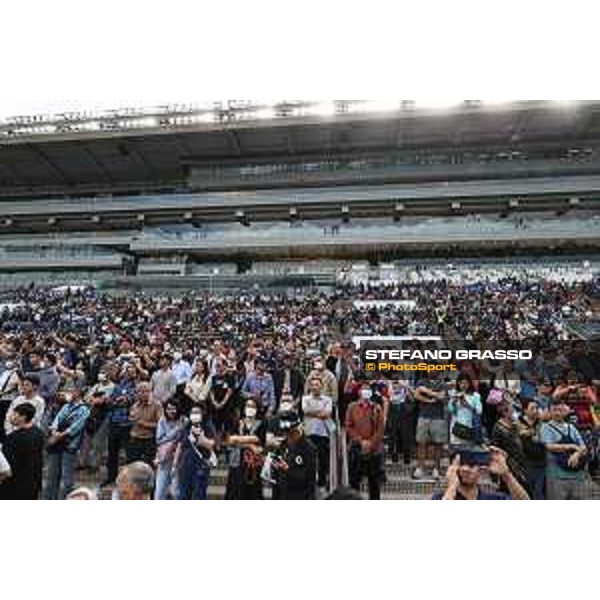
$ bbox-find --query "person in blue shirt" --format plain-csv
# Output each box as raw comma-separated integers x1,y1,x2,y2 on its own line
448,374,483,449
432,447,530,500
102,364,138,486
540,398,588,500
43,388,90,499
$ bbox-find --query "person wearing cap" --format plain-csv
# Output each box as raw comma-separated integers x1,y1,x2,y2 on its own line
272,410,317,500
432,447,530,500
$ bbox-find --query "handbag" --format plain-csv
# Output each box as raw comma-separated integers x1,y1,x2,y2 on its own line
46,403,83,454
548,423,588,472
0,445,11,480
452,421,476,441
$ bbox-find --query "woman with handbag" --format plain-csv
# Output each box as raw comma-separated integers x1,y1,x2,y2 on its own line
448,374,483,449
224,398,266,499
154,399,186,500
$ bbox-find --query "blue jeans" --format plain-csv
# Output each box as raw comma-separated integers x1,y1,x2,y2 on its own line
43,451,77,500
177,460,210,500
527,466,546,500
154,463,177,500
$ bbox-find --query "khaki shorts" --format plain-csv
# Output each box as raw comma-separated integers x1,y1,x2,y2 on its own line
416,417,448,445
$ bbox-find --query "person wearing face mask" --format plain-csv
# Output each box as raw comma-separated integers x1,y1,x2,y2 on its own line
173,406,216,500
224,398,266,499
43,389,90,499
345,384,385,500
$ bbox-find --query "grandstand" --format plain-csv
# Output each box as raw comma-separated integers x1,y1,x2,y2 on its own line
1,100,600,287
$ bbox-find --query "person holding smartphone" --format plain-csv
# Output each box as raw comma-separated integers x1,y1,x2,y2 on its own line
433,447,530,500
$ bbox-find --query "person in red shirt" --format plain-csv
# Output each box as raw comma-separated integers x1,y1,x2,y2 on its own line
345,383,385,499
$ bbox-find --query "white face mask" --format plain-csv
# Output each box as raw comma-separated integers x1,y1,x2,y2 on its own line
245,407,257,419
190,414,202,425
279,402,293,414
360,389,372,401
64,393,73,402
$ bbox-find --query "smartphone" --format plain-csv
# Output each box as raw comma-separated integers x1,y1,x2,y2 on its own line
456,449,490,466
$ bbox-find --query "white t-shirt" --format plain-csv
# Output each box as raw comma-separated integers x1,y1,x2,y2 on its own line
4,394,46,435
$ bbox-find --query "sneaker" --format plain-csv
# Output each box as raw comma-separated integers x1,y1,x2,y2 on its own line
432,468,441,481
412,467,425,480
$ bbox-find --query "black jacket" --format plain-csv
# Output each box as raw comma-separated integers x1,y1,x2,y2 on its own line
273,368,305,404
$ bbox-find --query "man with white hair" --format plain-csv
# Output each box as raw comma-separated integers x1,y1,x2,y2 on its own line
115,461,155,500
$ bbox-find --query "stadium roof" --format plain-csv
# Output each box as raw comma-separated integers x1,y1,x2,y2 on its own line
1,100,600,199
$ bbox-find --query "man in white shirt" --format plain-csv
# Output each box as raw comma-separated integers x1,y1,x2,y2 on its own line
171,352,193,386
4,375,45,436
150,354,177,404
302,375,333,492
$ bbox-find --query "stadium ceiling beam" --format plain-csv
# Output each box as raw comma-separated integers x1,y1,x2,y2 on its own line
226,129,243,156
79,141,115,185
508,108,534,143
0,156,26,187
26,143,73,187
574,105,600,137
120,142,158,181
285,128,296,155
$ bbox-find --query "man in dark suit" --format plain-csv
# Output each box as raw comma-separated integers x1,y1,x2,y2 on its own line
273,353,305,412
326,342,354,424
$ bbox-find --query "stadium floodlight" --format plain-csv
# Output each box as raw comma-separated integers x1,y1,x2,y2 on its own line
252,106,276,120
304,102,337,117
569,197,580,206
451,201,461,210
414,100,464,110
360,100,402,113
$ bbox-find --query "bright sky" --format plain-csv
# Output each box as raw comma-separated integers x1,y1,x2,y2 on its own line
1,1,599,120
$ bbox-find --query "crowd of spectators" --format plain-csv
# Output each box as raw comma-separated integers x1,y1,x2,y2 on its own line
0,270,598,500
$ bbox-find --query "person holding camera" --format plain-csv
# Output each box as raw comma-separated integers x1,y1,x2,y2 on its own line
433,447,530,500
43,388,90,499
271,410,317,500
